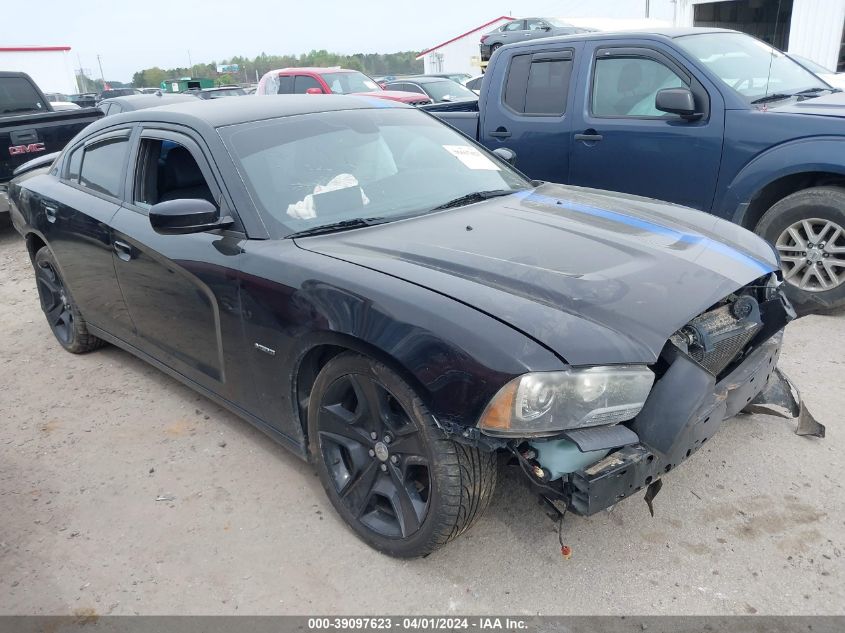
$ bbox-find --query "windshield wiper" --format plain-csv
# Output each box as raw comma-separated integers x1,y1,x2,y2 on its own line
287,217,388,239
750,93,793,105
792,87,838,98
431,189,517,211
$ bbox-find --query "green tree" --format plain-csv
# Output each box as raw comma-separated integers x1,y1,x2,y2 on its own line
130,49,423,88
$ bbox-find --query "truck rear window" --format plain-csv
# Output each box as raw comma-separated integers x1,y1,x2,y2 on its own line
0,76,46,114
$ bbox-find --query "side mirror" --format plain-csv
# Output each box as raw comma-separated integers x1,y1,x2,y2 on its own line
541,25,551,31
655,87,698,119
149,199,233,235
305,87,324,95
492,147,517,166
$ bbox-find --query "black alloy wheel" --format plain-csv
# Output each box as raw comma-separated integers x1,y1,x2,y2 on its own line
33,247,104,353
308,353,496,557
317,371,431,539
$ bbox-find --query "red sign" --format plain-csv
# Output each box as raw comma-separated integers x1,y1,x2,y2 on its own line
9,143,46,156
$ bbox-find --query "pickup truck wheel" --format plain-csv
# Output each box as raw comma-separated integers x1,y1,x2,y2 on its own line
308,352,496,558
756,187,845,315
33,247,105,353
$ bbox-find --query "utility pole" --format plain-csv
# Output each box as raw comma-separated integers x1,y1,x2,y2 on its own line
188,50,193,75
645,0,650,18
97,54,106,86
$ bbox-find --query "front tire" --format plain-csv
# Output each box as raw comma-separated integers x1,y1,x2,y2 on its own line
756,186,845,315
308,352,496,558
33,246,104,353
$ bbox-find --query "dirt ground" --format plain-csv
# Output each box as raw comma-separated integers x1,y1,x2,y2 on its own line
0,223,843,616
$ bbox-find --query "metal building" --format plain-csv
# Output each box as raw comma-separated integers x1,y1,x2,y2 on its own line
0,46,77,94
676,0,845,71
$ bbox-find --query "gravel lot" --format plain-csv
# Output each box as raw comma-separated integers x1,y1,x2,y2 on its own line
0,223,843,616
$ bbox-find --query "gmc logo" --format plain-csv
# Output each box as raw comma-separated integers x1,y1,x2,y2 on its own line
9,143,46,156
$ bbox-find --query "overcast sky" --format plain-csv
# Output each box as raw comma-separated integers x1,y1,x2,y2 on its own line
14,0,673,82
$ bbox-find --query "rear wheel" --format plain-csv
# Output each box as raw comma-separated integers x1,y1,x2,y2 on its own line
755,187,845,315
490,43,503,55
308,352,496,558
33,247,104,353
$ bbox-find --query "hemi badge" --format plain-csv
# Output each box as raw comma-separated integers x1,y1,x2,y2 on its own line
254,343,276,356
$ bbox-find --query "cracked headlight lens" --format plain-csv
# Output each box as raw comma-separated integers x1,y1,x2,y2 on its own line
478,366,654,436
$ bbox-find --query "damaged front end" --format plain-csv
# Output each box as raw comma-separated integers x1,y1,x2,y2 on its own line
499,273,825,517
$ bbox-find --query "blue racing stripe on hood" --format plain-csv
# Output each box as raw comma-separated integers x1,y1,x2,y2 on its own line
513,190,774,276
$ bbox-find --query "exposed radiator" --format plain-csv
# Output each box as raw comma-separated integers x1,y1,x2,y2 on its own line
671,297,762,377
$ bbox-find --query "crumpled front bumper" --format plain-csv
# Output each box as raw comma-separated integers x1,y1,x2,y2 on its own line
568,329,823,516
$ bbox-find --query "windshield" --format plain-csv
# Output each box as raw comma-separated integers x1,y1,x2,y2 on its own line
790,54,834,75
220,108,528,235
676,32,828,103
424,80,477,102
321,71,379,94
545,18,573,27
0,76,46,114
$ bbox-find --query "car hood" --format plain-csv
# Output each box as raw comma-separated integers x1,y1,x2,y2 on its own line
296,184,778,366
772,90,845,117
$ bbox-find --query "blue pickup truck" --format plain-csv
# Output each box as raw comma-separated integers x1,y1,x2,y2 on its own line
429,28,845,315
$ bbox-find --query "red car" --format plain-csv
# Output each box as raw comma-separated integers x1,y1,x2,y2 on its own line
255,67,432,105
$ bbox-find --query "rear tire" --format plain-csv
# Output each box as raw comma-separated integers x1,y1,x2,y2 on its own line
490,43,502,55
33,246,105,354
755,186,845,316
308,352,496,558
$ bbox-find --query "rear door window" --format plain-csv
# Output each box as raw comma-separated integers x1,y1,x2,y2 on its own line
65,146,82,182
79,138,129,198
504,51,574,115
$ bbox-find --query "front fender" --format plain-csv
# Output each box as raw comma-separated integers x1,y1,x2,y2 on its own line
720,136,845,223
238,242,564,446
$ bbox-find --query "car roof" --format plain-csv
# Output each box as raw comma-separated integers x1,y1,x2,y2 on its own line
393,76,457,84
100,94,198,109
85,94,408,132
274,67,357,75
518,26,736,45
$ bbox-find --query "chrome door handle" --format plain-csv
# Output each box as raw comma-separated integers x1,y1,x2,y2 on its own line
574,130,603,142
113,240,133,261
42,202,58,223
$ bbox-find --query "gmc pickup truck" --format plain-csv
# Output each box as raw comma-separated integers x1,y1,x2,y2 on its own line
1,72,101,219
428,28,845,315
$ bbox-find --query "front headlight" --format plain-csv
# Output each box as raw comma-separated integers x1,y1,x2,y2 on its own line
478,366,654,436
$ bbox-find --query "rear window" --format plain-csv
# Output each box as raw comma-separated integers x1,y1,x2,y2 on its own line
0,76,46,114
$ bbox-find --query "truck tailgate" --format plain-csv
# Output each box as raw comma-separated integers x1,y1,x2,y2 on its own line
1,108,101,186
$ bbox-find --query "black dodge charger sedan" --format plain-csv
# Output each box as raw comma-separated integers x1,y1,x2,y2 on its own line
8,96,820,557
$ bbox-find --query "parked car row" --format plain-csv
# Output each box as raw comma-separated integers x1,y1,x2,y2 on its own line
256,67,434,105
